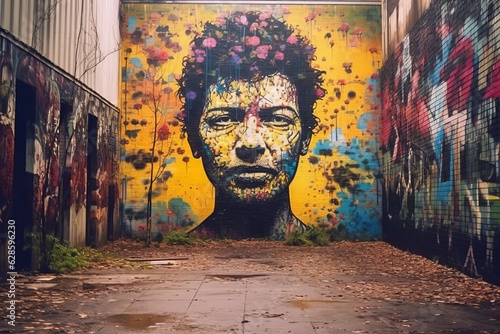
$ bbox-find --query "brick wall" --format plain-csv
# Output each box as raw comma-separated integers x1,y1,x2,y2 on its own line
380,0,500,284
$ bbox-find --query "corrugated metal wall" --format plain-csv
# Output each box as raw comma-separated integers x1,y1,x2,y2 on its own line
382,0,431,58
0,0,120,105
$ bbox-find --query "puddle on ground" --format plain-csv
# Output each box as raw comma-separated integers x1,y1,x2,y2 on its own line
206,274,268,280
107,314,175,330
83,274,152,285
36,276,57,281
291,299,345,308
25,283,58,289
149,260,178,266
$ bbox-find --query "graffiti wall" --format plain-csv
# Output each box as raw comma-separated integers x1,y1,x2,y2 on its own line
380,0,500,283
119,3,382,240
0,29,120,271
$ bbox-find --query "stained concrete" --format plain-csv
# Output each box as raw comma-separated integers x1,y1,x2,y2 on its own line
61,267,500,334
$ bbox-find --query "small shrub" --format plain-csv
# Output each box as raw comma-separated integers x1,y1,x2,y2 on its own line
24,233,88,274
304,226,330,246
164,230,197,245
285,226,331,246
48,240,88,274
284,230,313,246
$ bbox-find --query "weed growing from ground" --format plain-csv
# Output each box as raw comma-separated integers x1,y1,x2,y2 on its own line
284,226,330,246
163,230,198,245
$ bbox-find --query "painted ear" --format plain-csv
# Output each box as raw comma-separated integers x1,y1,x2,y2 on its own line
300,135,312,155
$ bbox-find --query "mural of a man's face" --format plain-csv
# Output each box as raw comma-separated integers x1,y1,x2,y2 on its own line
195,73,310,203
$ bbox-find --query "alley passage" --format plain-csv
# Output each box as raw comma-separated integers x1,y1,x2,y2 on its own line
2,240,500,333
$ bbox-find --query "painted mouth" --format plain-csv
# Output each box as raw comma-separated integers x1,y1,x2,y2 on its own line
226,166,278,188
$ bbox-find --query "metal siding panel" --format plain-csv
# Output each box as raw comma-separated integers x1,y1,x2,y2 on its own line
1,0,119,105
0,1,10,31
77,0,84,81
12,0,21,40
71,0,78,77
16,0,23,40
17,0,35,46
32,0,39,48
42,0,52,55
52,0,58,68
63,0,71,75
94,0,120,104
10,0,17,37
26,0,35,46
54,2,61,69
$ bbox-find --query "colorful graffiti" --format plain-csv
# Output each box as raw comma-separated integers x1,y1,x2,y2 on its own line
0,30,120,272
0,53,15,224
119,4,382,239
380,0,500,283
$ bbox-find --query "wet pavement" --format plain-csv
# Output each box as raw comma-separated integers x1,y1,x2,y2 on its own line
67,266,498,333
2,241,500,333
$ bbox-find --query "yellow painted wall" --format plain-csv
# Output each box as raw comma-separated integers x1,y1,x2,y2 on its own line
120,4,382,239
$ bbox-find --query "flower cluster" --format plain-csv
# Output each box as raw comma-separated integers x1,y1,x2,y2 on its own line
177,10,326,138
185,11,318,80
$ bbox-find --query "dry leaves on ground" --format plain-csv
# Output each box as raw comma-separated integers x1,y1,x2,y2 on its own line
1,238,499,333
94,238,500,309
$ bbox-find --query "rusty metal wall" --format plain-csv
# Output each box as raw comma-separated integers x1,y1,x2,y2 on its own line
0,0,120,105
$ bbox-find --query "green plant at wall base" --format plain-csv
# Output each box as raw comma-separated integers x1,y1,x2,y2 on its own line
284,226,331,246
48,241,87,274
304,226,330,246
24,233,89,274
163,230,198,245
284,230,313,246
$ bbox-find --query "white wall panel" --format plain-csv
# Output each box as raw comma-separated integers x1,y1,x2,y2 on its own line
0,0,120,105
0,0,35,44
93,0,121,105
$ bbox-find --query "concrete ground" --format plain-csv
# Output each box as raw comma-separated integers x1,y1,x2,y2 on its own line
2,240,500,333
78,269,499,334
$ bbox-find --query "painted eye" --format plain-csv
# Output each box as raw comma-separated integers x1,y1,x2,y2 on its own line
264,113,295,128
271,115,293,124
206,115,235,129
259,107,298,129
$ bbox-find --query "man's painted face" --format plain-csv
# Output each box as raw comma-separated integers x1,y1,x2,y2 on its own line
198,74,308,202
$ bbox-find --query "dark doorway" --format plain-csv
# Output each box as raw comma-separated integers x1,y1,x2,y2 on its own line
86,114,98,247
57,101,72,242
107,185,116,241
13,80,36,270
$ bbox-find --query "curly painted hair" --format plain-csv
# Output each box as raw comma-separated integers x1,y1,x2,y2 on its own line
176,10,326,142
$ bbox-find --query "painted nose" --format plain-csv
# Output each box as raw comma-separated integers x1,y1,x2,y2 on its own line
235,113,266,163
236,146,265,163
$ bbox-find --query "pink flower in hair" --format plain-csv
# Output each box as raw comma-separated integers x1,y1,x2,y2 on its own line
286,36,298,44
203,37,217,49
215,16,226,26
233,45,244,53
194,49,206,63
235,14,248,26
259,12,271,21
246,36,261,47
256,45,271,59
249,22,259,33
315,88,326,98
